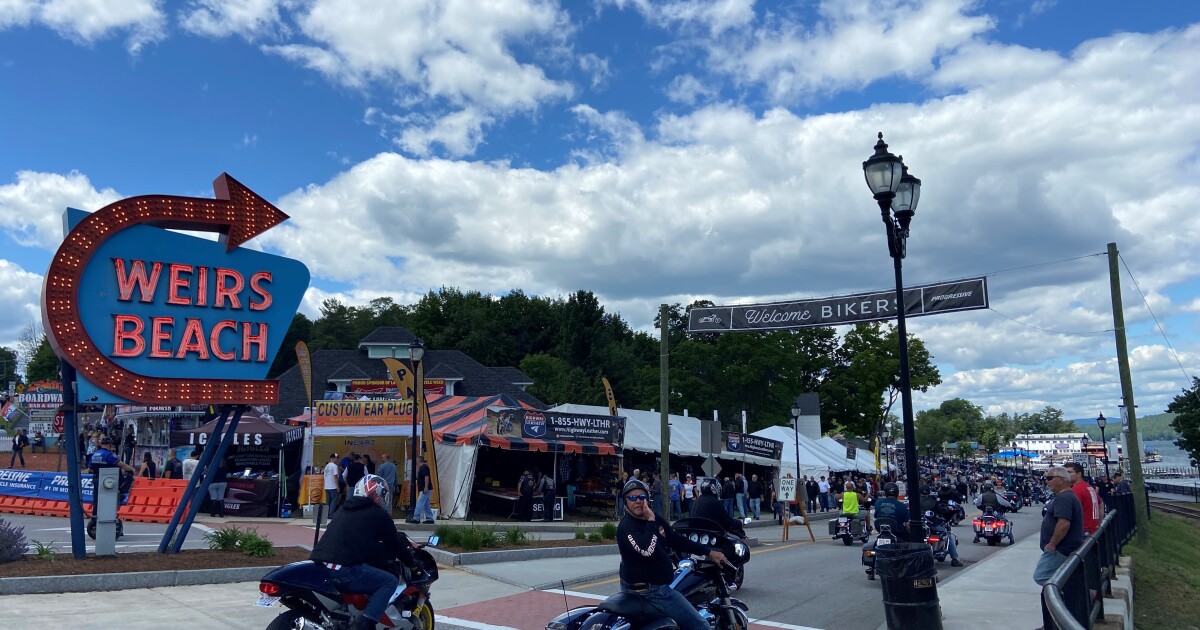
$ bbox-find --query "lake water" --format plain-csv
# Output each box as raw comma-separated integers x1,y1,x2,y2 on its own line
1143,439,1192,466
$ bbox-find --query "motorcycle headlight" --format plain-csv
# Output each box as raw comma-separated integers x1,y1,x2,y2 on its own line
734,543,747,557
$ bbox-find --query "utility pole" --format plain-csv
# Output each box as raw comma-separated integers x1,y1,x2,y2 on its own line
1108,242,1150,546
659,304,671,519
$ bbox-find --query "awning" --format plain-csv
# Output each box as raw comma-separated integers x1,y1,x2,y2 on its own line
431,396,618,455
170,417,305,449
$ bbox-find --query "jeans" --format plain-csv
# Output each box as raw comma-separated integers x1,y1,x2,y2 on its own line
620,583,708,630
415,489,435,522
9,448,24,467
1033,550,1068,585
735,493,746,517
671,497,682,520
946,530,959,561
749,497,761,519
543,489,556,521
723,498,734,518
325,489,339,516
819,492,830,511
328,563,398,623
208,482,227,515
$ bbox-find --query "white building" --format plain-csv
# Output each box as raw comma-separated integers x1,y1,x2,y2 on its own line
1014,433,1089,459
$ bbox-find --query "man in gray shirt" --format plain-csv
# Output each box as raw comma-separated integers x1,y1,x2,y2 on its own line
377,454,398,513
1033,466,1085,585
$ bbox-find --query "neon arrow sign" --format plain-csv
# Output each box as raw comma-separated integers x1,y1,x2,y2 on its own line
42,173,309,405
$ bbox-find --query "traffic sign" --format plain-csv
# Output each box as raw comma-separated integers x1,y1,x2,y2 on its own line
778,475,797,502
52,411,65,434
701,455,719,478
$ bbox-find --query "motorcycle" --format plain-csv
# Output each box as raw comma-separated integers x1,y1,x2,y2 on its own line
256,535,440,630
1002,490,1022,513
671,517,751,594
861,518,903,581
546,519,751,630
938,500,965,527
829,514,869,546
972,506,1014,547
922,511,955,562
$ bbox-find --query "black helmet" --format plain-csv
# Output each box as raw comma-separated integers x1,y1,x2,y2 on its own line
699,477,722,496
883,482,899,497
621,478,650,497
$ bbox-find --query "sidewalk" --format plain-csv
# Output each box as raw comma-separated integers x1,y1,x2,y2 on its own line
935,534,1044,630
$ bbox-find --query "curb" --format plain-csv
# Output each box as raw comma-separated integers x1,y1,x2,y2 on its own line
0,565,274,595
428,543,619,566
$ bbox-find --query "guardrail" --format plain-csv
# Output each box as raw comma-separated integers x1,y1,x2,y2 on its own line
1041,491,1136,629
1145,480,1200,500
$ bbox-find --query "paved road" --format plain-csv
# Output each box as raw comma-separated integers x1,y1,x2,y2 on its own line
1,512,217,553
569,507,1046,630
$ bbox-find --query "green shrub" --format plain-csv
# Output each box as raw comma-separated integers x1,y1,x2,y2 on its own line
574,526,586,540
31,540,55,561
504,527,528,546
240,533,275,558
586,532,603,543
599,521,617,540
0,518,28,564
204,525,246,551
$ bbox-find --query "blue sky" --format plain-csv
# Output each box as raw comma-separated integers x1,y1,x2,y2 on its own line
3,0,1200,423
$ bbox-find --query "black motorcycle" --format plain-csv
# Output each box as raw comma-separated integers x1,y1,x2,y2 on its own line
937,500,965,527
861,518,903,581
830,513,869,545
972,506,1014,546
256,535,439,630
1002,490,1022,513
545,518,751,630
921,511,954,562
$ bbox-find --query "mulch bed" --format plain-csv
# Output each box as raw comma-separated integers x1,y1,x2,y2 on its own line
441,538,613,554
0,547,311,578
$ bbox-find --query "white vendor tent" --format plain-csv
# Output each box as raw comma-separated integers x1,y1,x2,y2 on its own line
752,425,841,478
816,436,884,473
548,404,782,468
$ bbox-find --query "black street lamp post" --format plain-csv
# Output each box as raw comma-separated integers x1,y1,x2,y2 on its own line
864,132,923,541
880,424,892,481
408,339,425,513
790,402,803,514
1097,412,1111,480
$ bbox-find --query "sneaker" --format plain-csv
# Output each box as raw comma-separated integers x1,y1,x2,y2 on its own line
951,559,963,567
422,520,435,524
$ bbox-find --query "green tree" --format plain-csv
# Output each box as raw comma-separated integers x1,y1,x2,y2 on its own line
0,346,18,390
25,336,59,383
1167,377,1200,465
267,313,315,378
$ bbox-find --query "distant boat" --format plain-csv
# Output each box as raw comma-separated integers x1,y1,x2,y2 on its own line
1142,448,1163,464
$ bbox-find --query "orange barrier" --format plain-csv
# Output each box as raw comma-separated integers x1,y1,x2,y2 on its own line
0,477,193,523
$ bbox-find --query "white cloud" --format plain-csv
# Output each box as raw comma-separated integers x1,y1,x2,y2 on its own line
603,0,755,36
0,259,44,349
26,0,166,53
666,73,717,105
178,0,286,40
0,171,121,249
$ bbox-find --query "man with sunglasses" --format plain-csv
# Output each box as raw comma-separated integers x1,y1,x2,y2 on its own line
617,478,729,630
1033,466,1085,585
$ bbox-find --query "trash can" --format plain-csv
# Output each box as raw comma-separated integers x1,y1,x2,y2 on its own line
875,542,942,629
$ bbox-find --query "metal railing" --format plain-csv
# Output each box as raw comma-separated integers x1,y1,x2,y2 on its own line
1041,491,1137,629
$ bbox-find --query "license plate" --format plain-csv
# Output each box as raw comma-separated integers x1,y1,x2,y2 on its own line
876,539,891,545
254,596,280,608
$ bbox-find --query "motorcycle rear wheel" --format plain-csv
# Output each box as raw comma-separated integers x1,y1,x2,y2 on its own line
265,609,305,630
841,536,853,546
987,537,999,546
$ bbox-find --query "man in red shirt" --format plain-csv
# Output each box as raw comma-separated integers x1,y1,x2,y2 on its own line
1064,463,1102,534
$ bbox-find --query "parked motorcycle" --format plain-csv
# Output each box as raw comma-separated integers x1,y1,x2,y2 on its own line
256,535,440,630
830,514,869,546
861,518,903,580
972,506,1014,547
546,518,751,630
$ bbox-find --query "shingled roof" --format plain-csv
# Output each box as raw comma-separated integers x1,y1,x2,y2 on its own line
358,327,419,345
490,366,533,385
273,346,545,419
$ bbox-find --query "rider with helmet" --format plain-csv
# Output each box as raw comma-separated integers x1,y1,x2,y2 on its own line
310,474,421,630
689,477,747,538
617,478,729,630
975,480,1015,512
872,482,910,540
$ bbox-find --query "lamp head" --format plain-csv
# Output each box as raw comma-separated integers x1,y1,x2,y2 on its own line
1096,412,1106,429
790,401,801,419
862,133,904,199
409,338,425,363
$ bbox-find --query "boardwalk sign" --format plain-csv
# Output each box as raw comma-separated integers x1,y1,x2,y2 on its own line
688,278,987,332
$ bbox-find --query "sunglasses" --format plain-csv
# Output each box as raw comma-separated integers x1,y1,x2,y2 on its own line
624,494,649,502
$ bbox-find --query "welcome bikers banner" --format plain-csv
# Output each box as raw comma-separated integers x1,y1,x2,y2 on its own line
688,278,987,332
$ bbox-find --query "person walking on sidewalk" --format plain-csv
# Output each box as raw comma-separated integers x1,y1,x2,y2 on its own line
747,474,764,520
8,428,28,467
1033,466,1085,585
412,455,435,524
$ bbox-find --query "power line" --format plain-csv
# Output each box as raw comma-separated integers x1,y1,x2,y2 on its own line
986,307,1113,336
1118,253,1200,407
